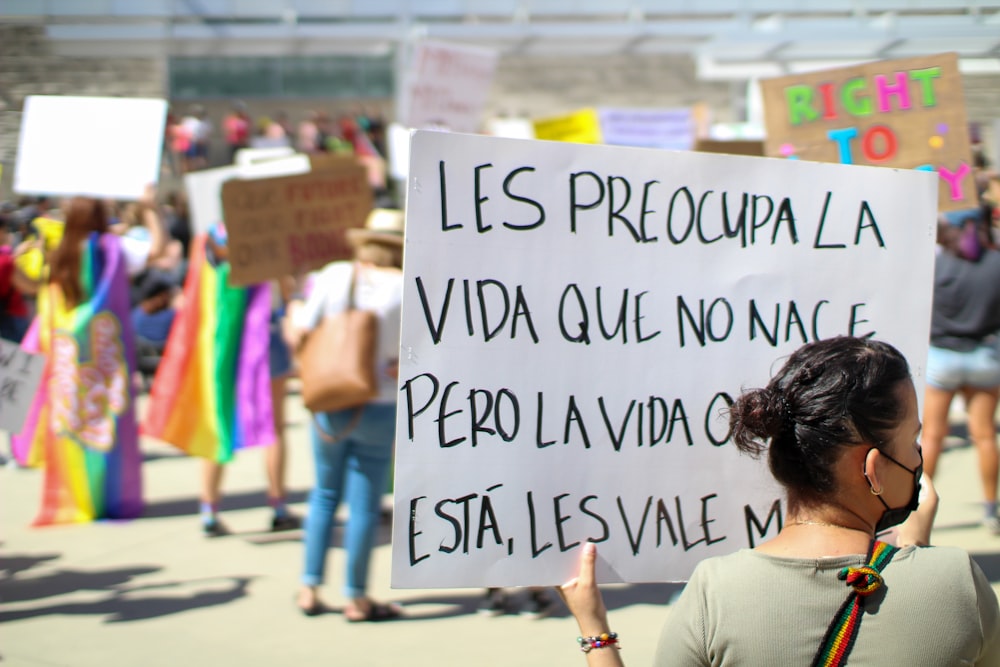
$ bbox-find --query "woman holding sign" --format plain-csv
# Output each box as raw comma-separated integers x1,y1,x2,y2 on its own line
285,209,404,621
559,337,999,666
13,190,168,525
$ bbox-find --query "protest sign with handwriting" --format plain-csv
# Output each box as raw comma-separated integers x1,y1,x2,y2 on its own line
221,166,372,285
391,131,937,588
761,53,974,212
0,339,44,433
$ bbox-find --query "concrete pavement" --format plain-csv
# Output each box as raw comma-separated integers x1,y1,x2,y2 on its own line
2,392,1000,667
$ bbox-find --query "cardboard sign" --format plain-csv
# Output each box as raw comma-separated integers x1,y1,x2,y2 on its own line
533,108,603,144
761,53,975,211
185,156,321,237
0,340,45,433
15,96,167,200
403,41,499,134
598,108,694,150
694,139,766,157
392,131,938,588
221,167,372,285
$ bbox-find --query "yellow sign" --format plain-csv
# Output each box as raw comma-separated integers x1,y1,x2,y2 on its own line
533,108,603,144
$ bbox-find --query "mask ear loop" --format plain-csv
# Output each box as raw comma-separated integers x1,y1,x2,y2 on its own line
862,447,883,495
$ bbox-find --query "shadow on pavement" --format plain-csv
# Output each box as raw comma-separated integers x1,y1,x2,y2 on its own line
392,581,685,622
142,489,309,519
0,552,61,580
1,564,160,603
0,568,253,624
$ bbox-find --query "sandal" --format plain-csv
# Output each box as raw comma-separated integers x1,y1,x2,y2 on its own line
344,601,403,623
295,593,335,617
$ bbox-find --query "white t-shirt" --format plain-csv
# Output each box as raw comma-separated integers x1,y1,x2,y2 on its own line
293,261,404,404
119,235,151,278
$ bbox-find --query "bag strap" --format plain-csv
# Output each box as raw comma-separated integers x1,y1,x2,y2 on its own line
346,262,359,310
811,539,900,667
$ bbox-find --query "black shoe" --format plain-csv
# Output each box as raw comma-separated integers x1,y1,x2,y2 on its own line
271,513,302,532
202,518,230,538
477,589,507,617
521,591,555,619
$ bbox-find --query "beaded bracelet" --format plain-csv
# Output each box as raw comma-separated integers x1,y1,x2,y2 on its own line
577,632,620,653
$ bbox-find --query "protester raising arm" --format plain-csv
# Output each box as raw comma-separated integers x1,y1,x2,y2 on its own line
118,185,169,277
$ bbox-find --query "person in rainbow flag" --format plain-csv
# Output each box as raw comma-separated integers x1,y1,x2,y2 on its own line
13,192,168,525
142,223,299,536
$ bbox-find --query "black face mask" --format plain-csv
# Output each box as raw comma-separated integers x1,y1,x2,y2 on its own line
865,447,922,534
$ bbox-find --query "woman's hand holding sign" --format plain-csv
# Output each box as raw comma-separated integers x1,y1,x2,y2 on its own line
559,543,626,667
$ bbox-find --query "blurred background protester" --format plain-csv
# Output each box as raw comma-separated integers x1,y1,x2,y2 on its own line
223,101,251,164
181,105,212,172
13,188,168,525
285,208,404,621
142,223,299,537
922,206,1000,534
0,203,38,342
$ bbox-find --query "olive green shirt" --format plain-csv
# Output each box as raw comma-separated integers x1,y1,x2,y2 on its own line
655,545,1000,666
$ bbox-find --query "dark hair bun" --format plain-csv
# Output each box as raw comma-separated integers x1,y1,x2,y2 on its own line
729,387,785,456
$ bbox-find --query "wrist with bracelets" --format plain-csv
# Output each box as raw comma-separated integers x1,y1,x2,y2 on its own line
577,631,620,653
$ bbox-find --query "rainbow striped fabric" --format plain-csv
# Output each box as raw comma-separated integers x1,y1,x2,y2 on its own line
812,540,899,667
13,234,142,526
142,234,274,462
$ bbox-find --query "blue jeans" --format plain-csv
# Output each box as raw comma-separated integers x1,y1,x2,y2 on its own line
301,403,396,598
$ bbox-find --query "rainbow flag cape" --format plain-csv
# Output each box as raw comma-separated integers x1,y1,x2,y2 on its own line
13,234,142,526
142,234,273,462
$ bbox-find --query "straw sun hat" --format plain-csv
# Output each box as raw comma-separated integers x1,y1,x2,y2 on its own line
346,208,405,247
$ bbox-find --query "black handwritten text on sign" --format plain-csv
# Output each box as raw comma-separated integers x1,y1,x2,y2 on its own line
390,131,937,588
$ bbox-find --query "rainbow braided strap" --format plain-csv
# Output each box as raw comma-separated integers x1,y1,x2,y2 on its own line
811,540,899,667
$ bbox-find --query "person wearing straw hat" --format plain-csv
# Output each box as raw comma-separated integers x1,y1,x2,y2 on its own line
286,208,405,620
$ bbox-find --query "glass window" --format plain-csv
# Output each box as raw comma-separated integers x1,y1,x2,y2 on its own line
169,55,395,99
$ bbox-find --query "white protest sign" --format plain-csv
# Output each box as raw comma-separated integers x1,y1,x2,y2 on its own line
597,108,695,150
485,117,536,140
185,156,313,236
15,96,167,201
249,136,291,149
388,123,414,181
402,41,498,134
184,166,239,237
392,131,938,588
0,340,45,433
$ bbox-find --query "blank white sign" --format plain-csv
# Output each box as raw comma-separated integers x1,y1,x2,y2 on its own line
15,95,167,201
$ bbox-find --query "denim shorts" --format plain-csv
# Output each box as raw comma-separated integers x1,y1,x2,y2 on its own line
269,310,292,378
926,341,1000,390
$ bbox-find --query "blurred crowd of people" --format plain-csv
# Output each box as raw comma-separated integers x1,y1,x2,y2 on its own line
0,192,190,362
164,101,388,176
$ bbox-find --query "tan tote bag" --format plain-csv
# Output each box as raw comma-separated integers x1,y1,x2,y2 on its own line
297,264,379,415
